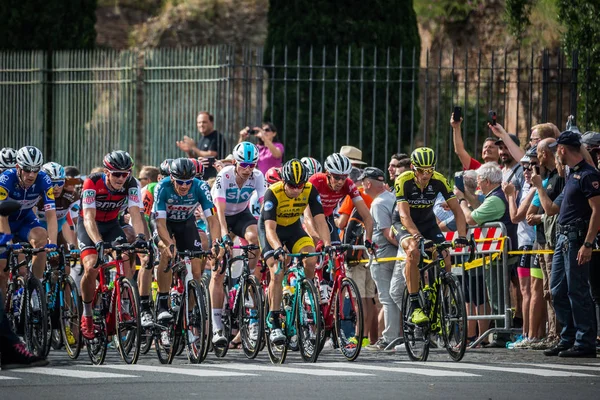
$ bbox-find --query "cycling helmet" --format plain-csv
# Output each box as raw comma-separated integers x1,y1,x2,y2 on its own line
189,158,204,178
324,153,352,175
0,147,17,170
42,162,66,181
410,147,436,168
281,159,308,186
300,157,322,175
103,150,133,171
16,146,44,169
233,142,259,163
265,167,282,184
169,158,195,180
159,158,173,176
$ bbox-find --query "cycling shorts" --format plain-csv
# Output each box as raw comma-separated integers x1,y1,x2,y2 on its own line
167,218,202,252
77,219,128,259
258,219,314,260
225,207,257,238
325,214,341,243
517,245,533,278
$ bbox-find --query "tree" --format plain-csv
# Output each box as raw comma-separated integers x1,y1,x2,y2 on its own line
0,0,96,50
264,0,421,168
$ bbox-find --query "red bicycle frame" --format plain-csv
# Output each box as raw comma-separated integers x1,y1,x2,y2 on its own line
94,256,126,336
315,250,353,331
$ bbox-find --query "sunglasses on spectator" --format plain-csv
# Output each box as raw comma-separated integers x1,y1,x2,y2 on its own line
109,171,130,178
415,167,435,174
22,166,40,173
263,127,272,132
329,173,347,181
174,178,194,186
138,176,149,181
52,180,65,189
238,162,257,169
287,182,305,190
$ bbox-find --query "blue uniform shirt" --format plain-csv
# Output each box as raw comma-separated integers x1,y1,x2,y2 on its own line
558,160,600,225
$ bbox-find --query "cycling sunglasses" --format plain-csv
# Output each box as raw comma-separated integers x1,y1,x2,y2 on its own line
328,173,348,181
109,171,130,178
238,162,257,169
174,178,194,186
22,166,40,173
287,182,305,190
415,167,435,174
52,180,65,188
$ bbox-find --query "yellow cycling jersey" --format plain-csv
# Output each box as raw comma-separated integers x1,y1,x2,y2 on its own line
261,181,324,226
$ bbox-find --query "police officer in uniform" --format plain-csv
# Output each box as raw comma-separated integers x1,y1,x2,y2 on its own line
544,131,600,358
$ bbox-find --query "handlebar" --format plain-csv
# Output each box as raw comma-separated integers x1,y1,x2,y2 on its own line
94,240,154,269
164,247,210,273
418,237,476,263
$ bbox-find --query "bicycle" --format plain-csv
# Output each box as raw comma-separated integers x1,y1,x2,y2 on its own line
41,246,82,359
156,249,210,364
3,243,49,357
400,239,474,362
264,252,322,364
86,241,151,365
315,244,366,361
212,244,264,359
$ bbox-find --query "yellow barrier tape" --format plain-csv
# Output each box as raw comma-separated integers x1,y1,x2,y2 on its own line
459,253,501,271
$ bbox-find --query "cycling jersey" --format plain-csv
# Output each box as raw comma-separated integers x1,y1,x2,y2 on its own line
37,190,80,222
211,165,266,216
261,181,324,226
142,181,158,217
80,173,141,222
394,170,455,223
0,168,55,221
308,172,362,217
153,177,215,221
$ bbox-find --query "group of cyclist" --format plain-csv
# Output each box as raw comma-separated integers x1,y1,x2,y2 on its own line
0,139,469,364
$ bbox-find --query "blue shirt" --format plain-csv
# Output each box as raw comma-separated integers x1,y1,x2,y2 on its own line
154,177,215,222
0,168,55,221
558,160,600,225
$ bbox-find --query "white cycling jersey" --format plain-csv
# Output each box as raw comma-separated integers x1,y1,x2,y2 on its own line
211,165,266,216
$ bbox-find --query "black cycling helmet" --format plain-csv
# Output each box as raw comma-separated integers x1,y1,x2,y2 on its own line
103,150,133,171
281,158,309,186
169,158,195,180
159,158,173,176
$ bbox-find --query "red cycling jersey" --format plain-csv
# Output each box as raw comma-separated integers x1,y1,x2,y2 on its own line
80,173,141,222
308,172,362,217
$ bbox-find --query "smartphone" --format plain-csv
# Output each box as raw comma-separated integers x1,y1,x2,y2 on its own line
207,157,216,168
454,171,465,193
534,165,540,175
488,110,497,126
453,106,462,122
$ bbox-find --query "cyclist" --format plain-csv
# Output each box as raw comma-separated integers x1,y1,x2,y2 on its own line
152,158,223,336
0,146,58,297
305,153,374,251
0,148,17,172
78,150,148,340
250,167,281,219
301,157,322,175
259,159,332,344
394,147,468,325
210,142,266,345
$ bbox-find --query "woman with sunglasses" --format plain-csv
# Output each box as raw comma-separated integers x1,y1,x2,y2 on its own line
0,146,59,290
209,142,266,347
239,122,284,174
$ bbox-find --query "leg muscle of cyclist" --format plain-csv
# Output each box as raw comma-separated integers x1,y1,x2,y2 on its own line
28,226,49,280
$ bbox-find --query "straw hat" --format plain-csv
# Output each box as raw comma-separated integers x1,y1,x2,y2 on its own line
340,145,367,165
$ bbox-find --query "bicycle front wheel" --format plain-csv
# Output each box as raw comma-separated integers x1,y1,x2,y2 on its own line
264,292,287,364
86,289,108,365
295,279,322,363
401,287,429,362
115,277,141,364
60,275,83,360
440,273,468,361
24,276,48,357
334,277,364,361
185,279,206,364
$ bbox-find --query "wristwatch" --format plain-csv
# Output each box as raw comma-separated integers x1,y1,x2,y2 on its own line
584,242,593,249
458,198,467,205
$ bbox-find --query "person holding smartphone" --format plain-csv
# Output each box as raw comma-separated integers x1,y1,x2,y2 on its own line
238,122,284,174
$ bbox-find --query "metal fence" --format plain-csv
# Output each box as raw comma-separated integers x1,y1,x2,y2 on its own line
0,46,591,175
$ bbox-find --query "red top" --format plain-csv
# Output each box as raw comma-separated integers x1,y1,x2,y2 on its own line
308,172,362,217
467,157,482,170
80,173,141,222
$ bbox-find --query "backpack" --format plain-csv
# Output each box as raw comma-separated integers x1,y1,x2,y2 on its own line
343,208,366,265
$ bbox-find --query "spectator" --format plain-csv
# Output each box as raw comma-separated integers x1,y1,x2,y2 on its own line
239,122,283,174
360,167,400,351
581,131,600,169
451,113,499,170
529,123,560,148
340,145,368,168
176,111,227,179
387,153,411,182
488,123,525,191
543,131,599,358
138,166,159,189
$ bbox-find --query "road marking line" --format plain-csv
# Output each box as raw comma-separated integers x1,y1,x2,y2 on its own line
395,362,596,377
298,362,479,377
13,367,137,379
209,363,373,376
514,363,600,372
97,364,256,377
0,375,21,380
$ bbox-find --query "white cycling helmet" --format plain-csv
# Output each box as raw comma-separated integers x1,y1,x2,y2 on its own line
233,141,259,163
0,147,17,170
301,157,322,175
16,146,44,169
42,162,66,181
324,153,352,175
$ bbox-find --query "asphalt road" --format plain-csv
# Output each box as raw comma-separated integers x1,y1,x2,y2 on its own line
1,344,598,400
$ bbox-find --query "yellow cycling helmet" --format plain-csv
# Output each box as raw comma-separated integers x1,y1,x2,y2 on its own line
411,147,436,169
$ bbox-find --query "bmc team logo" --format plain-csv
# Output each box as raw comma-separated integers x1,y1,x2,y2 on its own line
46,187,55,200
0,186,8,200
264,200,274,211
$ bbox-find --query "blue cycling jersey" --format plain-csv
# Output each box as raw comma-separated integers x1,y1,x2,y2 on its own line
0,168,55,221
153,177,215,222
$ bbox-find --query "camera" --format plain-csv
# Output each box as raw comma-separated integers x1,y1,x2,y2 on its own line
247,128,257,135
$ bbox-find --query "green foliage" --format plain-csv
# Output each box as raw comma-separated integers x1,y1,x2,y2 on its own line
0,0,97,50
264,0,421,169
414,0,483,24
557,0,600,130
505,0,536,42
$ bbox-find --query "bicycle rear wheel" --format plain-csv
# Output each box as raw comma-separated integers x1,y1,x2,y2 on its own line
24,276,48,357
154,297,174,364
61,275,83,360
239,275,264,359
140,300,154,355
86,290,108,365
440,273,467,361
115,277,141,364
264,293,288,364
296,279,322,363
401,287,430,362
213,282,232,358
185,279,206,363
334,277,364,361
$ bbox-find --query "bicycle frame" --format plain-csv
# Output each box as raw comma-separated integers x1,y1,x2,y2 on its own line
95,257,126,336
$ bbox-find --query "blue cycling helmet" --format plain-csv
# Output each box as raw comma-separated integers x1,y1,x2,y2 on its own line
233,142,259,164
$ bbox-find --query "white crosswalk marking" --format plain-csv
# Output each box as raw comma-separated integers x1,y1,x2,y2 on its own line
395,362,597,377
97,364,257,377
13,367,137,379
0,375,21,380
515,363,600,372
209,363,373,376
308,362,480,377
